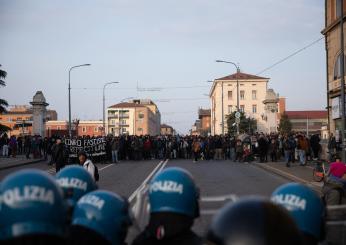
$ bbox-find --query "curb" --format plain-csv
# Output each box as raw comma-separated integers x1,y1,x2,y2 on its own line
253,162,322,193
0,159,45,171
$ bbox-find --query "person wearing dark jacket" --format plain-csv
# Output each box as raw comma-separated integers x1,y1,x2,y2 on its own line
52,139,67,172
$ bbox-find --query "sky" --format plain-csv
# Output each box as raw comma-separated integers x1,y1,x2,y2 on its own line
0,0,326,134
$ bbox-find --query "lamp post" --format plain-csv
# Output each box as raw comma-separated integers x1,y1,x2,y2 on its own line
216,60,240,135
68,63,91,138
103,82,119,136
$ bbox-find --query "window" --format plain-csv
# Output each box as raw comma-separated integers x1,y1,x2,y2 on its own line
228,105,233,113
94,127,98,132
82,127,86,133
138,113,144,119
252,90,257,100
228,91,232,100
111,120,115,125
336,0,343,18
252,105,257,114
252,84,256,86
120,120,126,125
240,90,245,100
240,105,245,112
334,53,346,79
8,117,12,122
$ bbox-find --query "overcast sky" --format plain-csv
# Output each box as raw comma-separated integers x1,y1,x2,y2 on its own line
1,0,325,134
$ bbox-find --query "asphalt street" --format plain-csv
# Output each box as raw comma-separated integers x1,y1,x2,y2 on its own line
0,158,290,241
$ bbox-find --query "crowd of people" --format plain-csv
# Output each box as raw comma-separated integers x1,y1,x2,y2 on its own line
0,132,330,167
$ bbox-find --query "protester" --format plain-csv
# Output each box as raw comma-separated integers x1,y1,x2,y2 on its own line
52,138,67,172
78,151,97,181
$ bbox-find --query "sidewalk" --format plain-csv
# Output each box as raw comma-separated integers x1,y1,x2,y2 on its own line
254,160,323,193
0,155,44,170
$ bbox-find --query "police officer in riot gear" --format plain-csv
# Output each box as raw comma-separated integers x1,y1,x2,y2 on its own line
68,190,132,245
132,167,202,245
0,169,67,245
271,183,326,245
56,165,98,223
206,196,303,245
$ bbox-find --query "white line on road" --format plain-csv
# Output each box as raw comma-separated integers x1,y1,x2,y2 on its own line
201,194,238,202
128,159,168,203
98,164,114,171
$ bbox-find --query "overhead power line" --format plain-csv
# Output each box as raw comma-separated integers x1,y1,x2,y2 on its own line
72,85,209,90
256,37,324,75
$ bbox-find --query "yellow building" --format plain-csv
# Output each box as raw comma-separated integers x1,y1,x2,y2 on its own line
106,99,161,136
209,72,269,135
322,0,346,135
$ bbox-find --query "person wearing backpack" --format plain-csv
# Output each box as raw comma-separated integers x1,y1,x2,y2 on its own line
78,151,99,182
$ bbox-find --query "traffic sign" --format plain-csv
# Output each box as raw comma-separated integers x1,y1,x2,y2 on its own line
235,112,241,119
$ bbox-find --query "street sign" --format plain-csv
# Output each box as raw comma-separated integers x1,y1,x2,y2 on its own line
235,112,241,119
235,118,240,124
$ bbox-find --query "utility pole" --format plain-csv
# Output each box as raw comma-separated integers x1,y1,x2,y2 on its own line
340,0,346,161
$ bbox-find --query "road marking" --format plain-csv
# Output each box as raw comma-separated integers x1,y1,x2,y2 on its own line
201,194,238,202
47,167,56,175
128,159,168,203
201,209,219,215
98,164,114,171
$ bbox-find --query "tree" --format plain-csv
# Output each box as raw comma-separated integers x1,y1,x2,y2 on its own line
278,113,292,135
0,65,11,134
226,111,257,136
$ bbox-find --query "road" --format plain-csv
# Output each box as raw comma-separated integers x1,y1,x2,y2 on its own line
0,158,289,241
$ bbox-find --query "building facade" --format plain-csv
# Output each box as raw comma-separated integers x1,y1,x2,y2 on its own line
46,120,103,137
209,72,269,135
0,105,57,136
285,111,328,135
106,99,161,136
160,124,174,135
322,0,346,135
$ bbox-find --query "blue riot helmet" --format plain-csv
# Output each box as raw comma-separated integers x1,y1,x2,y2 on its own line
70,190,132,245
149,167,200,218
206,197,302,245
271,183,326,243
0,169,66,242
56,165,97,208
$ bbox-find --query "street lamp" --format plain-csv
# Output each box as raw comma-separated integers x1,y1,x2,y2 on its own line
103,82,119,136
216,60,240,135
68,63,91,138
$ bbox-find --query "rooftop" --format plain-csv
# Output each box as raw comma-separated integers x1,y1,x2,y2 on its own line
215,72,269,81
161,123,173,129
108,102,146,108
285,111,328,119
198,108,211,117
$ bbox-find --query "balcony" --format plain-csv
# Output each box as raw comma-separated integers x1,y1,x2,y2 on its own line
119,114,129,119
108,114,119,119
